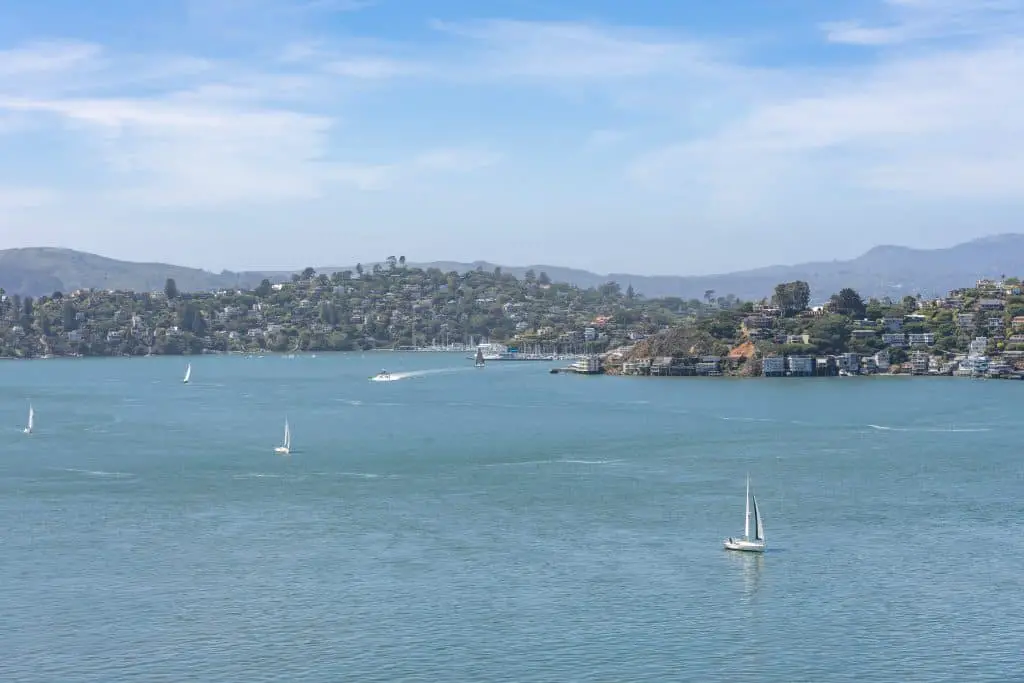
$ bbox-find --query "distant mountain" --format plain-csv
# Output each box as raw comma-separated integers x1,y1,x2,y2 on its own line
1,235,1022,300
0,248,271,297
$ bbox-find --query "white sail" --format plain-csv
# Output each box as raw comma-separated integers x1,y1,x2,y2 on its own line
753,495,764,542
24,404,34,434
743,476,751,539
183,363,191,383
283,420,291,449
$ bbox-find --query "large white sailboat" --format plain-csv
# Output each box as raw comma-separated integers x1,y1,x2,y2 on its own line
274,419,292,455
23,403,34,435
183,363,191,384
723,476,766,553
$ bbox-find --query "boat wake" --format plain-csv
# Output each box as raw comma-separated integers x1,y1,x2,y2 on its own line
868,424,991,433
54,467,134,479
370,367,467,382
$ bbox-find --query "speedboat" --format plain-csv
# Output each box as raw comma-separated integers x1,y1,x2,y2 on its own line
370,369,392,382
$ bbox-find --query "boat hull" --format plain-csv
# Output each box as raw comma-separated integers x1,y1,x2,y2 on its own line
723,538,765,553
274,447,290,455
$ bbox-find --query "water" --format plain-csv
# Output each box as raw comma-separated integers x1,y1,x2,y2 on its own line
2,354,1022,682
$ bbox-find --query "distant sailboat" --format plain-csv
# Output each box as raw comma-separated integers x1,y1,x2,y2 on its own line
183,363,191,384
475,347,485,368
23,403,34,435
723,476,766,553
274,419,292,455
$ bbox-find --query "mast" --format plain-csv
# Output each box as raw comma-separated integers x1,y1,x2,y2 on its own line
753,495,764,542
744,475,751,540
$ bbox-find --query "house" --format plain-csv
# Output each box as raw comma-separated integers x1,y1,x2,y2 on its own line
67,330,82,342
837,352,860,374
987,318,1005,331
873,349,891,371
106,330,123,342
969,337,989,355
744,315,775,330
881,317,903,332
977,299,1004,311
851,329,877,340
956,313,975,328
908,333,935,346
910,350,929,375
882,333,907,347
696,356,722,375
786,355,814,376
1011,316,1024,330
762,356,786,377
785,334,810,344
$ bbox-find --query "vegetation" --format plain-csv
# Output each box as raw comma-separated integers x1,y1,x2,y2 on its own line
1,265,1022,379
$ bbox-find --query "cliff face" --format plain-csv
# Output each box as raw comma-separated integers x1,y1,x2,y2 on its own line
624,328,729,360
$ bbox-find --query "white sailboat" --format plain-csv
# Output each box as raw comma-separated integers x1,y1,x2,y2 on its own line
723,476,766,553
23,403,34,435
183,363,192,384
274,419,292,455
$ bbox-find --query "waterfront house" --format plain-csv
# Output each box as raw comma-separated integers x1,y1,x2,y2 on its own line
837,352,860,374
910,350,929,375
696,356,722,376
873,349,891,371
762,356,786,377
786,355,814,376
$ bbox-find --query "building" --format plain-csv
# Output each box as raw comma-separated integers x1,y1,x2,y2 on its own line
837,352,860,374
762,356,786,377
873,349,891,371
882,333,907,347
956,313,976,328
786,355,814,376
785,334,810,345
696,356,722,376
969,337,989,355
908,333,935,346
977,299,1005,311
910,350,929,375
851,329,877,340
881,317,904,332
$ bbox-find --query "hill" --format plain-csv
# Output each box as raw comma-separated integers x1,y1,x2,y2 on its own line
1,235,1023,300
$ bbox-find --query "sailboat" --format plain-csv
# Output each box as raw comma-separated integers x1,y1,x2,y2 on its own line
23,403,34,435
183,363,191,384
723,476,766,553
274,419,292,455
475,347,485,368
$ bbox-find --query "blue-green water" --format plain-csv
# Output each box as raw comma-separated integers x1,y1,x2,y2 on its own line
2,354,1022,682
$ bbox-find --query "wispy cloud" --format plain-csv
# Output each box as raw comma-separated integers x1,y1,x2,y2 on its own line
822,0,1024,45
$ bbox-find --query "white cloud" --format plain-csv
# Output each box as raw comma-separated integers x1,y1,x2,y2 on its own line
822,0,1024,45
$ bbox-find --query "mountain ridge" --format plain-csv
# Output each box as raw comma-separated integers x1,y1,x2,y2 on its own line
1,235,1023,300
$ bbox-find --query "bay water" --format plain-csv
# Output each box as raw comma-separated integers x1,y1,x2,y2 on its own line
2,354,1022,681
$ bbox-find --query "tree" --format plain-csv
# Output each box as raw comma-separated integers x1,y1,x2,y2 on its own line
301,267,316,280
355,263,363,277
164,278,179,299
62,301,77,330
626,283,635,300
399,255,406,268
538,271,551,285
524,269,536,283
255,278,272,298
830,288,866,317
386,256,397,271
372,263,383,276
772,281,811,316
704,289,716,304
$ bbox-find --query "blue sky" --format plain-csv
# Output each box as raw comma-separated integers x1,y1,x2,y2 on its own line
1,0,1023,275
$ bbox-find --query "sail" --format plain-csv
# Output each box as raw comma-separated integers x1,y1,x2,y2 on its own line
183,363,191,382
752,495,764,541
283,420,291,449
743,477,751,539
27,405,34,431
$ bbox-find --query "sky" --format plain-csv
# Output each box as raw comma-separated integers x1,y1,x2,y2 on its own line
1,0,1023,275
